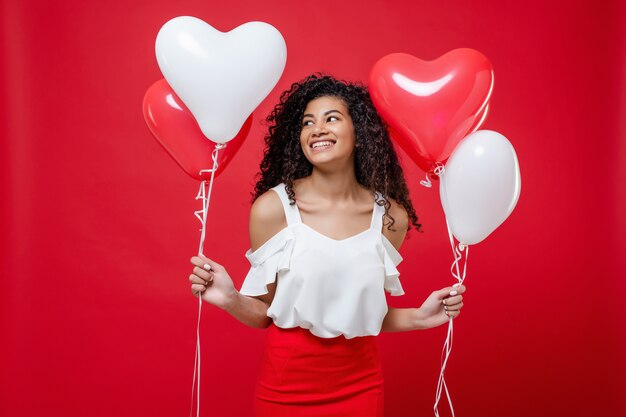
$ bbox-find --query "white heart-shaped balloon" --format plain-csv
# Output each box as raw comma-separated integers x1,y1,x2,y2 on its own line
440,130,521,245
155,16,287,142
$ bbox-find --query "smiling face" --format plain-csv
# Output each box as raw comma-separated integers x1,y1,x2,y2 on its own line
299,96,356,169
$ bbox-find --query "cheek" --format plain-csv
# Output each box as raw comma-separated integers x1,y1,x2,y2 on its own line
298,135,313,162
343,127,357,148
340,120,356,142
299,127,308,145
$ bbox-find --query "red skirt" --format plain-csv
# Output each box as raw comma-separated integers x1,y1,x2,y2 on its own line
255,324,384,417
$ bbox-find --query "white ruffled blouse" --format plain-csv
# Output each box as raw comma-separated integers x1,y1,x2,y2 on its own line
240,184,404,339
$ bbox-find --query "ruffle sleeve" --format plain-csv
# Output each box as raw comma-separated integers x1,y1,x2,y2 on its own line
381,235,405,296
240,228,295,296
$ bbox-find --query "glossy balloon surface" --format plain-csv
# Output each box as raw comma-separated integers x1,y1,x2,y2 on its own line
440,130,521,245
155,17,286,142
369,49,494,174
143,79,251,181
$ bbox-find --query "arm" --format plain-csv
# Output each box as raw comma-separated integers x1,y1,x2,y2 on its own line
189,256,274,328
188,190,287,329
380,199,466,332
382,285,466,332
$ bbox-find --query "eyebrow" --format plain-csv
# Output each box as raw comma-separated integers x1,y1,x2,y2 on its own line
302,109,345,118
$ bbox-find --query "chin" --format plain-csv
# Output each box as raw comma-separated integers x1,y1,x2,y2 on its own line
309,155,354,170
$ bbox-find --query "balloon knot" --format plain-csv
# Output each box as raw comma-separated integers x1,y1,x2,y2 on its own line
433,162,445,177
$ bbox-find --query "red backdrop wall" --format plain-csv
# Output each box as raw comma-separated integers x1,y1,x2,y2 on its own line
2,1,624,416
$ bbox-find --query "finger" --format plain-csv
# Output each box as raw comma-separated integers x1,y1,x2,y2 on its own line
190,256,211,268
189,274,209,285
435,287,455,300
191,284,208,293
452,284,467,294
443,295,463,306
192,267,212,281
438,284,466,300
445,310,461,319
196,255,224,272
191,286,208,296
444,302,464,312
190,256,215,271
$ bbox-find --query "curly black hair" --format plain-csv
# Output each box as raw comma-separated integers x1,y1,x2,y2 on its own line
253,73,421,232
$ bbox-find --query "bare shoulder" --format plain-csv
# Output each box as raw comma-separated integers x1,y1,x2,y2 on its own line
382,197,409,251
249,189,287,251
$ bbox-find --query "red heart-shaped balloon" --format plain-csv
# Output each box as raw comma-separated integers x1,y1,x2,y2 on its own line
142,79,252,181
369,49,494,174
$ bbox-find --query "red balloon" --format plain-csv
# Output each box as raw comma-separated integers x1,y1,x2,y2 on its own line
369,49,494,175
142,79,252,181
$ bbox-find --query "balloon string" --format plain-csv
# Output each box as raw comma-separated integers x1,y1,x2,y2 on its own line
446,219,468,286
195,143,225,255
420,163,445,188
190,143,224,417
433,219,469,417
434,318,454,417
190,291,202,417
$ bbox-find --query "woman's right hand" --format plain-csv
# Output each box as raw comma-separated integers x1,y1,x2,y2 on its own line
189,255,237,310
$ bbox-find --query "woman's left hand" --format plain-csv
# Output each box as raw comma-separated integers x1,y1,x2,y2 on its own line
416,284,466,329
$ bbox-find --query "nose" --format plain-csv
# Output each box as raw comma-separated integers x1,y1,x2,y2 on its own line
312,122,328,137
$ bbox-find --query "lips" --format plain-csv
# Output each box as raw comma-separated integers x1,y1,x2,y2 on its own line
310,139,336,151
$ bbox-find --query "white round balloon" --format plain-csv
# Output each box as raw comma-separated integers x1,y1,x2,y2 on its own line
155,16,287,143
440,130,521,245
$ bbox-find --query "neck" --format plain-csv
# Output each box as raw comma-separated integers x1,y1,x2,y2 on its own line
304,163,361,201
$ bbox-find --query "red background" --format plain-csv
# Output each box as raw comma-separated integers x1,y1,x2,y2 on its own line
2,1,625,416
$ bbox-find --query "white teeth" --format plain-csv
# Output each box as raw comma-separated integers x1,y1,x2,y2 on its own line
312,141,334,149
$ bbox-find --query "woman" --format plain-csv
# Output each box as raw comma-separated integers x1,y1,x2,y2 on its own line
188,74,466,416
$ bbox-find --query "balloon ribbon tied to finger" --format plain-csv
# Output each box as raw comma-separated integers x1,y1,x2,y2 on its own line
433,219,469,417
190,143,225,417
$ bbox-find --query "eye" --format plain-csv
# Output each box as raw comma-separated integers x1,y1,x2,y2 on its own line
302,119,314,126
327,115,339,122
